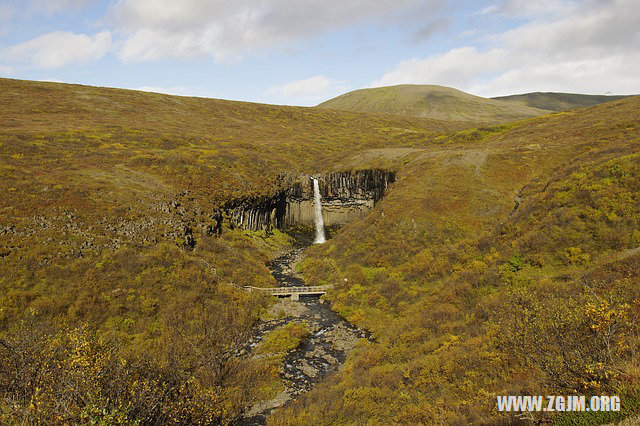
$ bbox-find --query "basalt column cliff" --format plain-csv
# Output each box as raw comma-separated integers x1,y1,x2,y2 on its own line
230,169,395,231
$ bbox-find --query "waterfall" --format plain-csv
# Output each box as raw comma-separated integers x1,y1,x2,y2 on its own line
312,178,326,244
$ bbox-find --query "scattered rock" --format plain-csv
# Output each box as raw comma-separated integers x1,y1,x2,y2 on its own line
322,353,338,365
245,390,291,418
240,246,370,424
299,360,319,378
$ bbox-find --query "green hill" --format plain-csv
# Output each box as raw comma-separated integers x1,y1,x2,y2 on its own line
1,77,639,424
279,94,640,424
493,91,632,112
0,78,469,204
317,84,551,124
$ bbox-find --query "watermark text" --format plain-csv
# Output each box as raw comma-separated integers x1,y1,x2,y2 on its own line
496,395,620,412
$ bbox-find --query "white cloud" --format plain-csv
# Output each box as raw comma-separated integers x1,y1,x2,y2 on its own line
488,0,579,18
498,2,639,56
110,0,444,63
374,0,640,96
2,30,112,69
372,47,507,89
473,5,499,16
266,75,350,105
473,55,640,96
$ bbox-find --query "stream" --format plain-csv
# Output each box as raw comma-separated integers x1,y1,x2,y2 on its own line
239,246,368,425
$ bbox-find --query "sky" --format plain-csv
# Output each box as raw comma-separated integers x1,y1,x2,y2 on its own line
0,0,638,106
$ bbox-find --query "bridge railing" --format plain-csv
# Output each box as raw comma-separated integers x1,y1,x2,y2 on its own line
242,285,332,293
193,256,333,295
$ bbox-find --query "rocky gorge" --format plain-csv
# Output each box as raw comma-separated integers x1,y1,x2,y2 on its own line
228,169,395,232
234,170,396,423
240,247,369,425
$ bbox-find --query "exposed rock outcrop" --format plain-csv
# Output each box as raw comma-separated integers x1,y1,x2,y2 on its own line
227,193,288,232
228,169,394,232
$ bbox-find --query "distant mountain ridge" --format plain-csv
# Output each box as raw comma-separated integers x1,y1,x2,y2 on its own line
491,92,632,112
317,84,550,125
318,84,635,125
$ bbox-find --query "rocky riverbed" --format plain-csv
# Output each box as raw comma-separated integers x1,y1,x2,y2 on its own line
239,248,368,425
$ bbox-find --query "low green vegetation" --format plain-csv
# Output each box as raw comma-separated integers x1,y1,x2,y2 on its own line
1,78,639,424
256,322,310,357
251,322,311,401
0,77,460,423
493,92,632,112
318,84,550,124
318,84,631,123
273,96,640,424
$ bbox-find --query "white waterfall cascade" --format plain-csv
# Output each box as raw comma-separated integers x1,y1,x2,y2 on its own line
312,178,326,244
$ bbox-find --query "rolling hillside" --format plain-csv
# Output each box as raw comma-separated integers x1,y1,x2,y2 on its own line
1,78,639,424
0,78,468,205
317,84,551,124
493,91,632,112
0,78,466,424
278,95,640,424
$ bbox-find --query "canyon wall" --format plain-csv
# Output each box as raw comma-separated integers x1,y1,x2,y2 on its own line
228,169,394,232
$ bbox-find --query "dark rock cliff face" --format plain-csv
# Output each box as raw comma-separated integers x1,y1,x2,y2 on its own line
228,169,395,232
227,193,288,232
321,169,394,201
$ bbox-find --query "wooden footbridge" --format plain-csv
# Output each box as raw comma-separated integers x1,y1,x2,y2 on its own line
240,285,332,300
194,257,331,301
